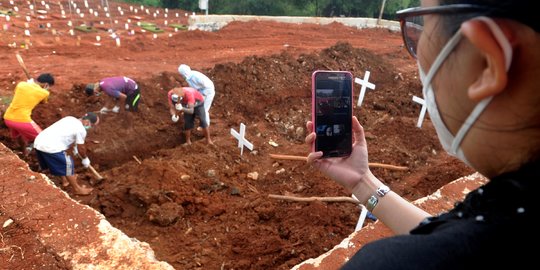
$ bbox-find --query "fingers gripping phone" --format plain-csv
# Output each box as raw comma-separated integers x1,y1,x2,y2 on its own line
312,70,353,158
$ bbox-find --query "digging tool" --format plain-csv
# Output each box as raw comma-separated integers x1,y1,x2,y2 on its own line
86,163,104,181
15,53,31,80
76,153,104,181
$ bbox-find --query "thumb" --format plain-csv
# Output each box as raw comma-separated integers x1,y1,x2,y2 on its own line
352,116,366,147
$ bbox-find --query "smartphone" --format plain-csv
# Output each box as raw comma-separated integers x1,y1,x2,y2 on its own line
312,70,353,158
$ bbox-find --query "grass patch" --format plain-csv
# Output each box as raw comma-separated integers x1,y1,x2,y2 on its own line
0,95,13,105
0,9,16,16
169,24,188,30
141,24,164,33
139,22,156,27
75,24,98,33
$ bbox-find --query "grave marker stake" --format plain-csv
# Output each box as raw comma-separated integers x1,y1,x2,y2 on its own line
412,96,427,128
231,123,253,155
355,70,376,107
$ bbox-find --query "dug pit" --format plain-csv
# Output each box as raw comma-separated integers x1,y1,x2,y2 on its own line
1,42,473,269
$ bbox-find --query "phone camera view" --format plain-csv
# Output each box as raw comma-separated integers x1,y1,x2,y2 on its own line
314,72,352,157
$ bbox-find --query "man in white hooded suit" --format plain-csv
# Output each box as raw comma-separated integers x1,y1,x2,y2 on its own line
178,64,216,126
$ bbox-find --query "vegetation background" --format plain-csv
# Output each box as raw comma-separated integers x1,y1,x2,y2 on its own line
119,0,419,19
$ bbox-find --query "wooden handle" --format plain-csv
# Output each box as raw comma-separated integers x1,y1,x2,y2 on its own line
269,154,409,171
87,164,104,180
269,194,360,204
365,162,408,171
77,153,104,180
15,53,31,80
269,154,307,161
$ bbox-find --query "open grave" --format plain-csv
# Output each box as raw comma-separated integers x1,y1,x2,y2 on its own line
1,1,475,269
1,42,474,269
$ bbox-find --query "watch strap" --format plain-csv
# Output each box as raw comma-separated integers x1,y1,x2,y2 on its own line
366,185,390,212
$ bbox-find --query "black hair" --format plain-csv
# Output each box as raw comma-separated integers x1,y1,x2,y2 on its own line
82,112,98,124
36,73,54,86
85,84,95,96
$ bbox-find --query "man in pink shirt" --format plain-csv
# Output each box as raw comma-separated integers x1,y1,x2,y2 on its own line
168,87,213,145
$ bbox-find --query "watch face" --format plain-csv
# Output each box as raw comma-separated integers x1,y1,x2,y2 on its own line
376,185,390,197
367,195,379,212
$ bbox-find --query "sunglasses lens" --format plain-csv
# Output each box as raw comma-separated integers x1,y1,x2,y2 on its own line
403,16,423,58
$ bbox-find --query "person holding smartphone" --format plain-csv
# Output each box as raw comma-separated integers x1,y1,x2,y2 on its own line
306,0,538,268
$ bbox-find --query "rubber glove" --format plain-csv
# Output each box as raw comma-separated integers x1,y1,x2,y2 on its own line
99,107,110,114
171,114,179,123
81,157,91,168
175,103,183,111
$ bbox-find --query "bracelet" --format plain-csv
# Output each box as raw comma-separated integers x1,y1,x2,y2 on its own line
366,185,390,212
366,195,379,212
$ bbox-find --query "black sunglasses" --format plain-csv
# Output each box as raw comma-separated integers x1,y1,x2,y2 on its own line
396,4,495,58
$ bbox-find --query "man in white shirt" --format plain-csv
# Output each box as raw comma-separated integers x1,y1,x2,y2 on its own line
178,64,215,126
34,112,99,195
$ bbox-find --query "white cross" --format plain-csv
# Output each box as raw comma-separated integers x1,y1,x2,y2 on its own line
354,70,376,107
230,123,253,155
352,194,368,232
412,96,427,128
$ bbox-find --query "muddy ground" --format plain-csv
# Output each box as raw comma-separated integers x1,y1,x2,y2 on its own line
0,1,473,269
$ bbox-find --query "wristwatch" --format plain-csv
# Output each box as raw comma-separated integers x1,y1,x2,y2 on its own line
366,185,390,212
376,185,391,197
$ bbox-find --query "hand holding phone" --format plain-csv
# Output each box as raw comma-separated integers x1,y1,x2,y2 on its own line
312,70,353,158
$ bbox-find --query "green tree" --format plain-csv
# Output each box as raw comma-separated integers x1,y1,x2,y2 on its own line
383,0,420,20
121,0,161,7
118,0,420,17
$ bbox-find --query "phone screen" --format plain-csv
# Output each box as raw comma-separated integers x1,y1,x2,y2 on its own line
312,71,353,158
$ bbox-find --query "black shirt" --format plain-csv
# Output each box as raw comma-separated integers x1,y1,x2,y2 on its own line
341,161,538,270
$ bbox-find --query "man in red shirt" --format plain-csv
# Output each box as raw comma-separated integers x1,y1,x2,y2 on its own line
167,87,213,145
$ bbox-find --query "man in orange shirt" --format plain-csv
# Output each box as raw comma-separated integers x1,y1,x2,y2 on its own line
3,73,54,155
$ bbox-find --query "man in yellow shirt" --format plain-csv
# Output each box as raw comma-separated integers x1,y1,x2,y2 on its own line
3,73,54,155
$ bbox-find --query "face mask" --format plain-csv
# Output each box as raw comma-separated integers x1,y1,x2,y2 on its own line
418,17,512,166
84,125,91,130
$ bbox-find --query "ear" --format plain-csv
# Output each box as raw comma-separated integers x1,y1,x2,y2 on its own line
461,19,510,101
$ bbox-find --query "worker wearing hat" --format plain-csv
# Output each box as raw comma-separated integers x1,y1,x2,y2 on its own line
34,112,99,196
3,73,54,156
85,76,141,114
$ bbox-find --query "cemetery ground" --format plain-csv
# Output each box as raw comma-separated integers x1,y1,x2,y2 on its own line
0,1,474,269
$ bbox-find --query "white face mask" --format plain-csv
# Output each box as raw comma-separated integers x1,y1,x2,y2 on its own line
418,17,512,166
